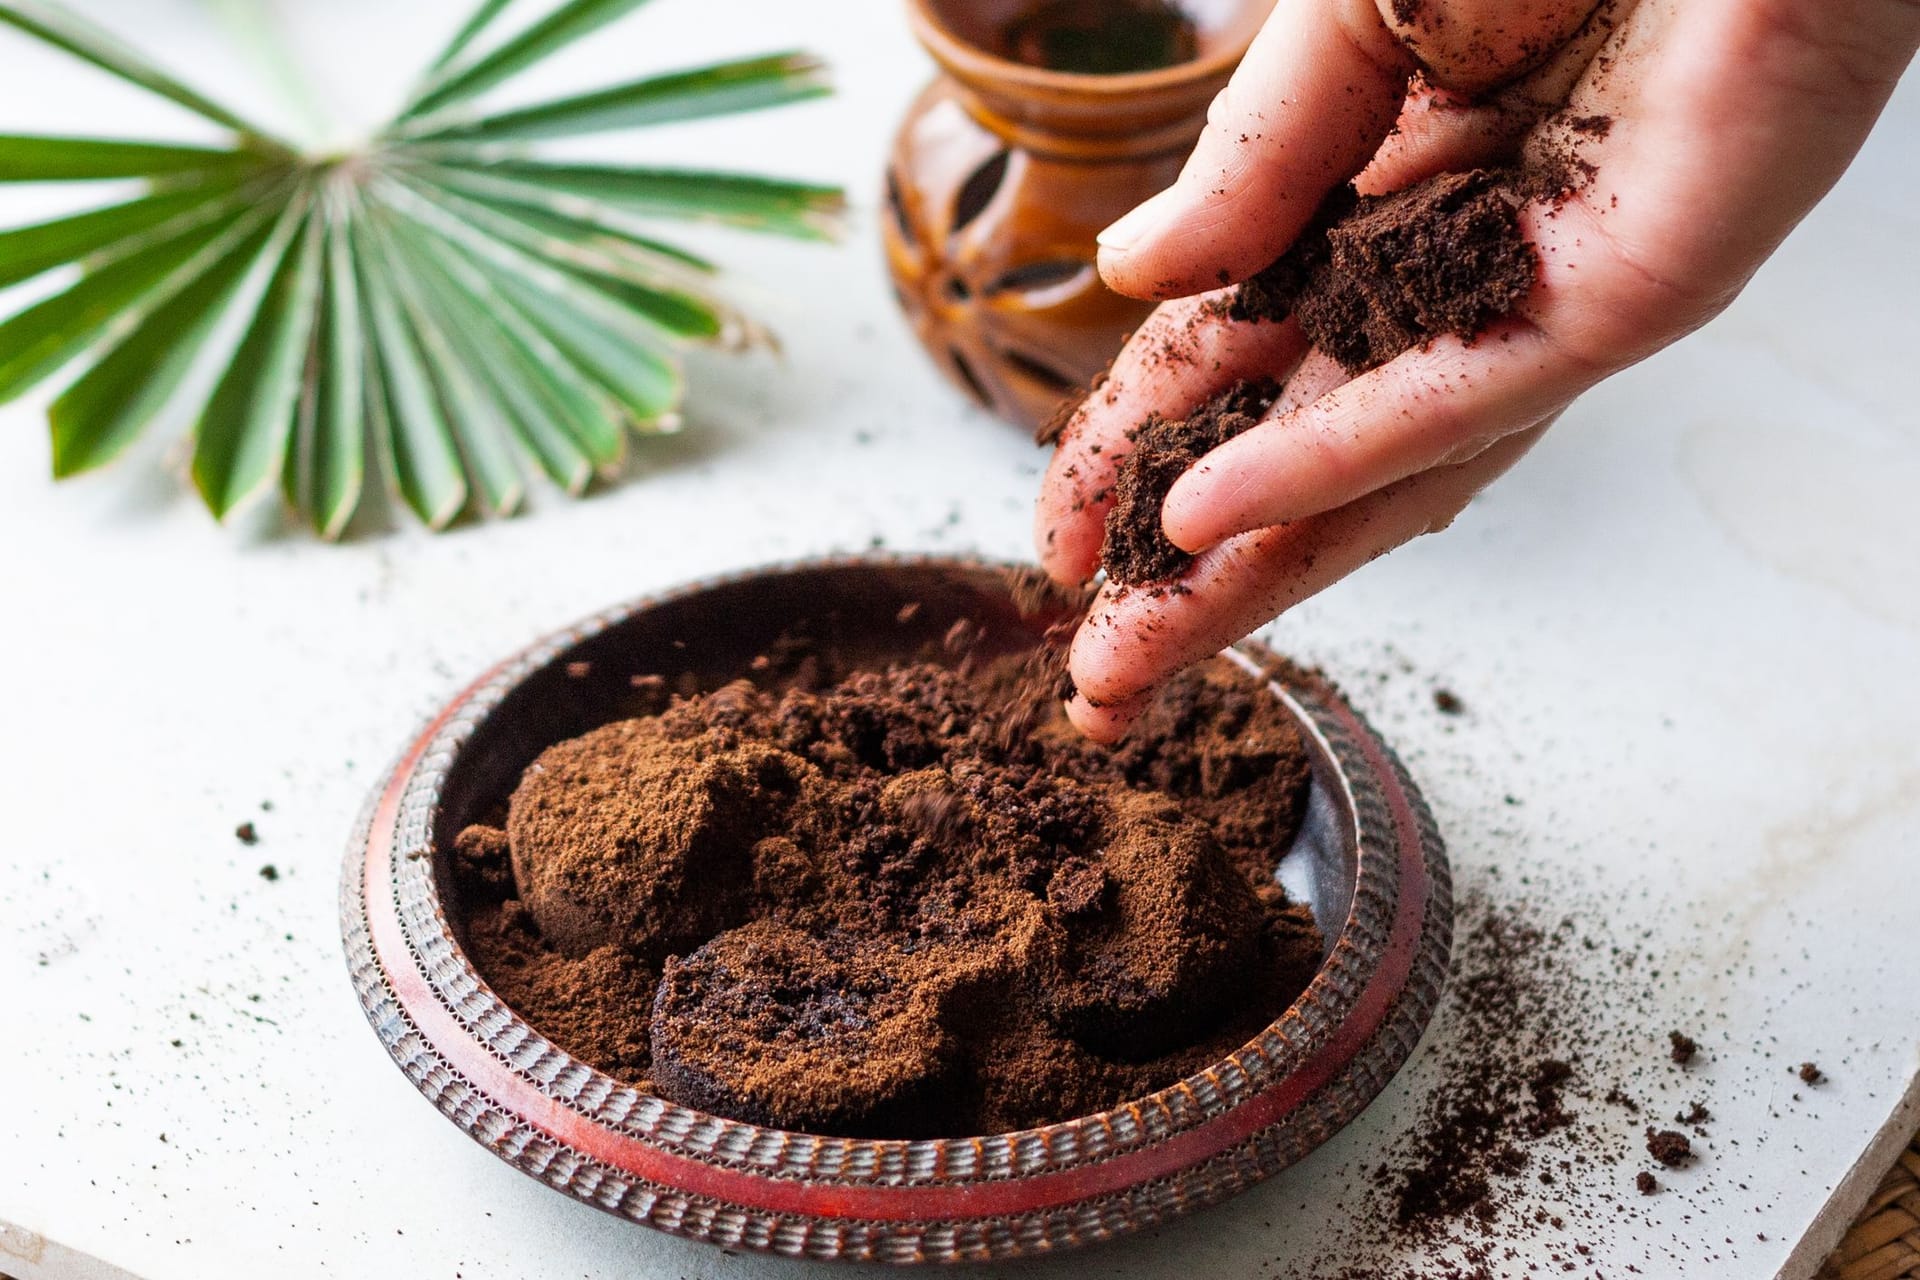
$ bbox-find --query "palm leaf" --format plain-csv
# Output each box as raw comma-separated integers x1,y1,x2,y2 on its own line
389,161,717,269
0,175,253,289
0,198,273,403
391,173,732,341
390,218,595,491
395,186,685,426
0,1,290,145
0,0,842,535
397,220,627,470
422,0,516,76
291,197,367,538
407,51,830,143
365,210,525,515
424,157,846,239
400,0,655,124
47,215,278,476
190,201,322,519
355,226,468,529
0,134,274,182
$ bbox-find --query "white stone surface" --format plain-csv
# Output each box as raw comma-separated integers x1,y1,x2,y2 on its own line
0,3,1915,1278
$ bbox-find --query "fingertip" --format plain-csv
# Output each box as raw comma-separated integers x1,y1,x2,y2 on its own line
1065,690,1147,744
1034,497,1103,586
1160,462,1225,554
1094,244,1182,302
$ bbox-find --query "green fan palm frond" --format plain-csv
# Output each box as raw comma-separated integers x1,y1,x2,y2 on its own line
0,0,842,536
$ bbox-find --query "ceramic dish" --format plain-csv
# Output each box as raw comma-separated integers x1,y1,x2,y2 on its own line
341,556,1451,1263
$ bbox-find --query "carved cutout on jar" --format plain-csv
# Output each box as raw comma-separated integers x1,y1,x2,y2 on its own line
951,150,1011,235
999,347,1079,395
948,346,992,405
984,259,1095,302
885,169,915,243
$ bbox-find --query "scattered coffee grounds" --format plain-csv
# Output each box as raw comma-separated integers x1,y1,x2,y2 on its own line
1433,688,1465,715
1636,1170,1658,1195
997,0,1199,74
234,821,258,846
1798,1061,1824,1085
1646,1127,1693,1167
1379,905,1582,1230
458,643,1321,1137
257,864,278,882
1230,169,1539,375
1669,1029,1697,1063
1678,1101,1710,1126
1099,378,1280,585
1287,872,1711,1278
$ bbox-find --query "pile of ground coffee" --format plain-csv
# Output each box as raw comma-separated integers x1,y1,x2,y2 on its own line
1100,378,1281,585
1230,168,1539,374
457,647,1322,1137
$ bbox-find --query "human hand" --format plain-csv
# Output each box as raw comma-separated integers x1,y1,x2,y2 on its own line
1036,0,1919,741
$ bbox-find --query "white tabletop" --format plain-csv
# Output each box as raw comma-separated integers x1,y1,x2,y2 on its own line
2,3,1916,1278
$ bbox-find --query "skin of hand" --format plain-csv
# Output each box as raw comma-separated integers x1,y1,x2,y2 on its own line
1035,0,1920,742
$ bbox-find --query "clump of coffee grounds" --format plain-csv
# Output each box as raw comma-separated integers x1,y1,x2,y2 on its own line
1669,1029,1697,1063
1646,1127,1693,1167
458,647,1321,1137
1099,378,1280,585
1229,169,1539,375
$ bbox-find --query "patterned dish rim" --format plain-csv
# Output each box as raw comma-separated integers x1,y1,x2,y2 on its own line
340,554,1452,1264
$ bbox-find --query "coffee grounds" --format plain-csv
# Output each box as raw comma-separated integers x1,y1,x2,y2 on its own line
1636,1170,1658,1195
1646,1127,1693,1167
1099,378,1281,585
650,920,958,1136
1381,907,1580,1230
1306,876,1707,1278
1669,1029,1697,1064
1230,169,1538,375
458,647,1321,1137
1798,1061,1824,1085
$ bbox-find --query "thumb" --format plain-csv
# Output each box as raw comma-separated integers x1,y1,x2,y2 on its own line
1094,0,1412,300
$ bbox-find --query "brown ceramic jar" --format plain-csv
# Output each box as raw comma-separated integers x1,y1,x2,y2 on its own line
883,0,1272,430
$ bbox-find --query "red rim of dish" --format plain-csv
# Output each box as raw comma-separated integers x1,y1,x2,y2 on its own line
340,555,1451,1263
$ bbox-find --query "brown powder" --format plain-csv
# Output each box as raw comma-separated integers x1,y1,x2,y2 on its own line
1231,169,1538,375
1798,1061,1824,1085
1099,378,1281,585
458,648,1321,1137
1379,906,1578,1230
1645,1127,1693,1167
1669,1029,1697,1064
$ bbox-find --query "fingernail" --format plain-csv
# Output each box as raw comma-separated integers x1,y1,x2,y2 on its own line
1096,188,1179,253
